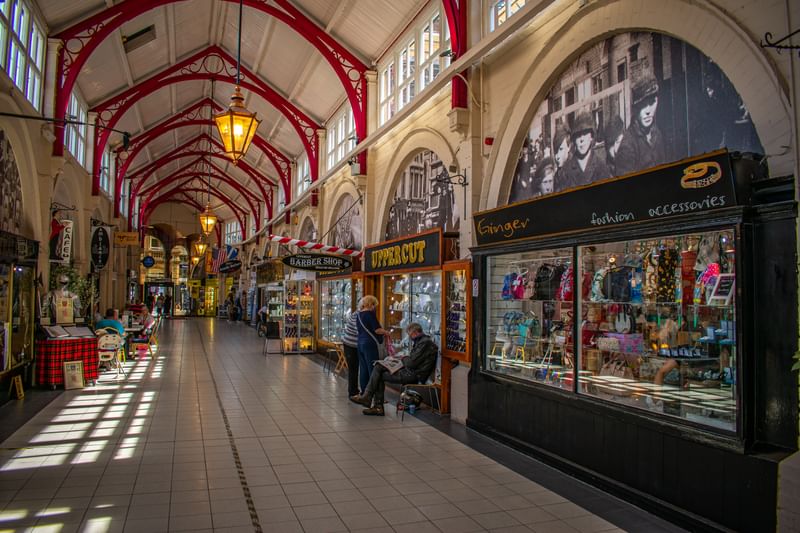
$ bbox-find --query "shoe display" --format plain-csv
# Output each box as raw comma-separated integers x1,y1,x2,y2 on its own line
362,407,384,416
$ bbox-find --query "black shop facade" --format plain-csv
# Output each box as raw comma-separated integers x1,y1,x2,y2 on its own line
468,149,797,531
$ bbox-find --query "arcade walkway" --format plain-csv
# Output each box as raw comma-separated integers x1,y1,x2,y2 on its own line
0,320,684,533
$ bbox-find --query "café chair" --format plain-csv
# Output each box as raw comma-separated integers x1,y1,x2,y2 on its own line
95,328,126,379
132,317,161,357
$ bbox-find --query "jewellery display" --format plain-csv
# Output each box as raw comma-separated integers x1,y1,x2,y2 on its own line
383,272,442,350
445,269,467,353
319,278,352,343
283,280,314,353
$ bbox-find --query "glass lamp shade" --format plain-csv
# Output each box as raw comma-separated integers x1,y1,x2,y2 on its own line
199,204,218,236
191,256,200,266
214,86,261,164
194,241,207,256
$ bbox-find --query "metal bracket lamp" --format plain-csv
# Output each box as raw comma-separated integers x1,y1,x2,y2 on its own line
214,0,261,164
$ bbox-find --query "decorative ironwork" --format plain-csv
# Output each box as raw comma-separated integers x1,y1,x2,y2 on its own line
761,29,800,56
50,201,76,214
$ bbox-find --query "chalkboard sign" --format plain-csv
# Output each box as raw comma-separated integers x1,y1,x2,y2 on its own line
708,273,735,306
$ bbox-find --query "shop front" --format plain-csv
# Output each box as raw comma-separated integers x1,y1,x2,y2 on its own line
364,228,470,413
0,231,38,399
316,262,363,347
469,151,797,531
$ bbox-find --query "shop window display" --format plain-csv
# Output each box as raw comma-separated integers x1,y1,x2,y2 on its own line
486,248,574,388
484,230,737,431
319,278,352,343
384,272,441,352
578,230,737,431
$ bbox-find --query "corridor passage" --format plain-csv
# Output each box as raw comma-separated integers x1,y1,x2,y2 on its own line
0,320,682,533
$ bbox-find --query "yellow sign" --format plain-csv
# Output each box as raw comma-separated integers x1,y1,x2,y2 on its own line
114,232,139,246
680,162,722,189
10,375,24,400
370,241,426,270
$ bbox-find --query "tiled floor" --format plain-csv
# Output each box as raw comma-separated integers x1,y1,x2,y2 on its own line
0,319,685,533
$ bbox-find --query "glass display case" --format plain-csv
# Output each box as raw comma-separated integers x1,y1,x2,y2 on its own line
484,228,738,432
383,272,442,352
284,280,314,353
264,282,284,321
485,247,574,388
443,262,470,361
577,229,737,431
319,278,352,343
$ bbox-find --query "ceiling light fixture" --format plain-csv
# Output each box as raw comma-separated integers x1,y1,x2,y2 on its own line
214,0,261,164
199,160,218,236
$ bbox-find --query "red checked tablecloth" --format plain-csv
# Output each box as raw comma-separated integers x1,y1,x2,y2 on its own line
36,338,99,387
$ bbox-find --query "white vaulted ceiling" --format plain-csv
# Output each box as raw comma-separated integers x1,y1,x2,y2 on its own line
34,0,428,223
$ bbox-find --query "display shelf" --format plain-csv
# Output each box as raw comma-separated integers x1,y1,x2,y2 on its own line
318,278,352,344
283,281,314,353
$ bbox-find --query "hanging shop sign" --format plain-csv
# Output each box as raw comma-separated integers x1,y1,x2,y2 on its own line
49,219,73,264
474,151,745,247
90,226,111,270
365,229,441,274
141,256,156,268
282,253,352,273
114,232,139,246
219,259,243,274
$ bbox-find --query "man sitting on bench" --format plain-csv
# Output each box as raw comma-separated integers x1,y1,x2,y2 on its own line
352,322,438,416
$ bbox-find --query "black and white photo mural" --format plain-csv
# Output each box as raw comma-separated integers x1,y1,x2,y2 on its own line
0,130,22,234
331,194,363,251
507,31,763,204
384,150,459,241
298,217,317,243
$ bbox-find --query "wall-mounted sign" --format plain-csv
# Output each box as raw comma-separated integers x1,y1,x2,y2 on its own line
142,256,156,268
473,151,742,247
365,229,441,274
257,260,284,284
219,259,243,274
49,219,73,264
90,226,111,270
114,232,139,246
282,253,352,273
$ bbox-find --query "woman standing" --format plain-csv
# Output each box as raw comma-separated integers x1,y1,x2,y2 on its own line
353,295,388,399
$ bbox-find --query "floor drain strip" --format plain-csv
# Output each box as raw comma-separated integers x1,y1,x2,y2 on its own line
195,323,263,533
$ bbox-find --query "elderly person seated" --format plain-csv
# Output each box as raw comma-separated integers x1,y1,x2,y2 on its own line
352,322,438,416
96,308,125,335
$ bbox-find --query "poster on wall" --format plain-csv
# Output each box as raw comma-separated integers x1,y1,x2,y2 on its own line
0,131,22,235
331,194,363,251
49,219,73,264
384,150,459,241
507,31,764,204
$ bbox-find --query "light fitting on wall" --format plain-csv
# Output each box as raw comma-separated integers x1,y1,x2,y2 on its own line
214,0,261,164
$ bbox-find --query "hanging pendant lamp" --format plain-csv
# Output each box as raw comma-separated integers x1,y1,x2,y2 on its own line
198,164,218,236
194,239,208,256
215,0,260,164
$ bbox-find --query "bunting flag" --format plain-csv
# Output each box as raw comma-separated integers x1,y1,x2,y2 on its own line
267,234,362,257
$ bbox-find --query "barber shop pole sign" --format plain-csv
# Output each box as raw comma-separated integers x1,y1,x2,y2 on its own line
267,234,362,257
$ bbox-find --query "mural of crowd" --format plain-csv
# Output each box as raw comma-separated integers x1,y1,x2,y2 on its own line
0,131,22,235
508,32,764,204
384,150,459,241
